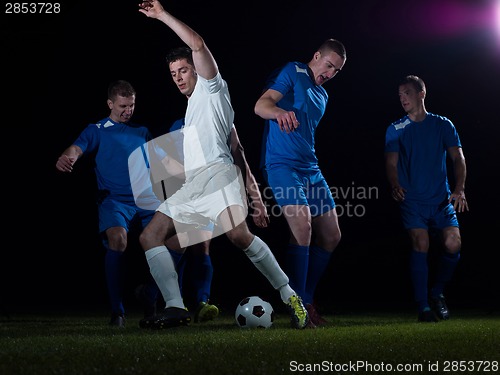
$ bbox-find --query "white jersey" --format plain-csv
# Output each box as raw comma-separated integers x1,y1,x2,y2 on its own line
156,72,247,241
183,72,235,178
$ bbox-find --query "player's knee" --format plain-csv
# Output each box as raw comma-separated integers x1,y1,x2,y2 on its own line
443,234,461,253
226,222,253,249
139,230,153,251
227,231,252,249
107,237,127,252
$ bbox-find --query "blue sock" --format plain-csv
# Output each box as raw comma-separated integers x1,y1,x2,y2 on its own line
431,252,460,298
285,244,309,301
104,249,125,315
304,245,332,305
410,250,429,312
142,276,161,307
191,253,214,304
168,248,185,295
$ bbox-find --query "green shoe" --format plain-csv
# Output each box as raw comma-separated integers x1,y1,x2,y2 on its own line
194,302,219,323
286,295,309,329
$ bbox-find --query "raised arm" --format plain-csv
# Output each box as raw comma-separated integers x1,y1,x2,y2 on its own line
138,0,218,80
230,127,270,228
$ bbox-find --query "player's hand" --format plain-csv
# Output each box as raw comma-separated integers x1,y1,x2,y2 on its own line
391,185,406,202
56,154,77,172
276,111,299,134
138,0,164,18
250,200,270,228
449,191,469,213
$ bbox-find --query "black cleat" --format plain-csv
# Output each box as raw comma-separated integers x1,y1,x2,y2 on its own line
417,309,438,323
430,295,450,320
139,315,156,329
151,307,191,329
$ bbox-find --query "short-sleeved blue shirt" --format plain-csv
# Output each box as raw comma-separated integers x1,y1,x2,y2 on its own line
260,61,328,172
73,117,152,197
385,113,461,204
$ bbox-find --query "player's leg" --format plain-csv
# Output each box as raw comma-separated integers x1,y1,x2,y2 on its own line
408,228,436,322
221,207,309,329
103,226,128,327
280,205,312,307
429,206,461,320
164,235,186,295
264,165,312,310
305,208,340,325
189,239,219,322
98,198,133,327
139,212,190,328
400,201,437,322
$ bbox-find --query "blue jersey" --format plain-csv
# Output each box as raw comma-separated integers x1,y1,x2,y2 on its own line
170,118,184,132
385,113,462,204
260,61,328,171
73,117,152,197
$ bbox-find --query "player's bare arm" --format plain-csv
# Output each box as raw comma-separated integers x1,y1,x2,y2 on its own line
448,146,468,212
254,89,299,134
230,127,270,228
55,145,83,172
138,0,217,80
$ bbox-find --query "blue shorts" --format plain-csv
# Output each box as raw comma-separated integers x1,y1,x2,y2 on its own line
263,165,335,217
399,199,459,230
98,196,156,234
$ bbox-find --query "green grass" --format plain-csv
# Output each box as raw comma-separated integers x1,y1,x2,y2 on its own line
1,309,499,375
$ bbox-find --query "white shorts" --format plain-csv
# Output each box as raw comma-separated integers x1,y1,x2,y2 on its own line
157,162,248,231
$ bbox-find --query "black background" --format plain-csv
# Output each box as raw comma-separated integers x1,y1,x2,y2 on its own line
2,0,499,315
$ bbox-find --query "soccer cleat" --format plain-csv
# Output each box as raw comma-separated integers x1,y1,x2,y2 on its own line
417,308,438,323
139,315,156,329
305,303,328,326
194,301,219,323
109,313,126,328
151,307,191,329
430,295,450,320
286,294,309,329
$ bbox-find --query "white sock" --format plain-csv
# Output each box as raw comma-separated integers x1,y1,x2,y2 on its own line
278,284,295,303
145,245,184,309
243,236,293,303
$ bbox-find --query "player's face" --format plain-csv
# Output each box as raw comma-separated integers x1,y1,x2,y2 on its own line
108,95,135,123
398,84,421,114
310,50,345,86
169,59,197,97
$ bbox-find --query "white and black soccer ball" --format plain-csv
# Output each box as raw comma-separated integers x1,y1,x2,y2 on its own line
235,296,274,328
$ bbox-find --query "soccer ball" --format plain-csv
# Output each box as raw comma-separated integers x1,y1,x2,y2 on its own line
235,296,274,328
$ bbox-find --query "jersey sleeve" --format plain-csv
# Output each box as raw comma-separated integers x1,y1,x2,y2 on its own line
263,62,295,96
384,124,400,153
442,118,462,149
73,123,100,154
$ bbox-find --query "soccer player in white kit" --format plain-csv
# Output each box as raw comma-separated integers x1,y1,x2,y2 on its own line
137,0,310,329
